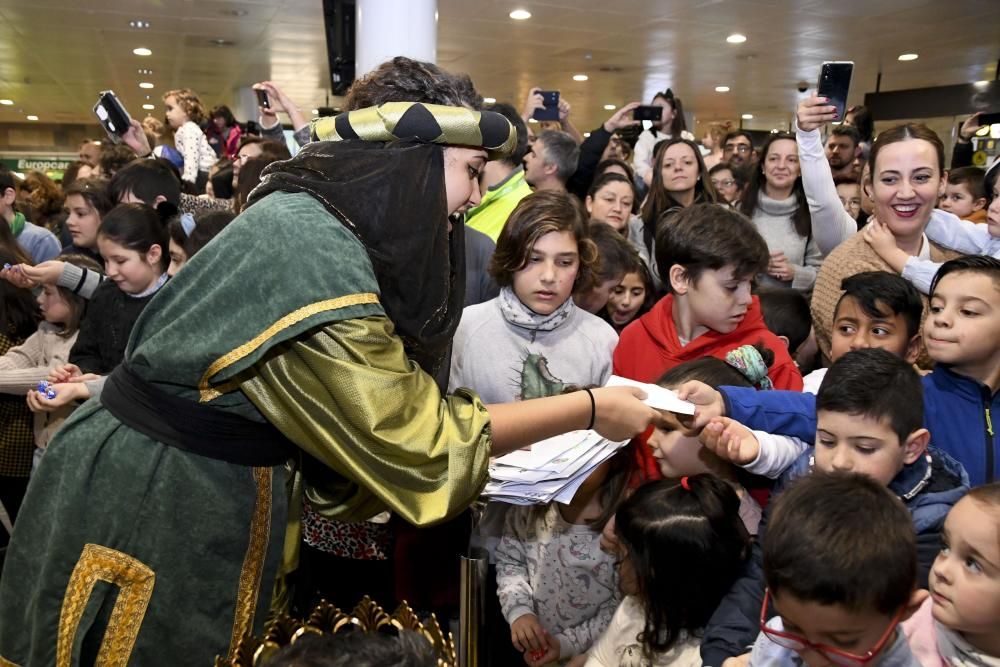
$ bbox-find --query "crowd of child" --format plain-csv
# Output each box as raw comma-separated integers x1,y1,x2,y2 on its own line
0,53,999,667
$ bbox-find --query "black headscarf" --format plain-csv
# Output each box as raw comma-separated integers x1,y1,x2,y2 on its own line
247,139,464,380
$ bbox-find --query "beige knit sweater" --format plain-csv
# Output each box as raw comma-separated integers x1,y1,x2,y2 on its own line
0,323,79,448
810,233,958,369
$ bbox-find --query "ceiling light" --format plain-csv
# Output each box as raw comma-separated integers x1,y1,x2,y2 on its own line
770,128,779,133
483,97,497,104
129,20,150,29
583,132,591,137
573,74,589,82
137,68,153,75
715,86,730,93
726,33,747,44
142,104,155,110
26,115,38,121
0,99,12,105
897,53,918,61
509,9,532,20
604,104,616,110
741,113,753,120
133,47,152,56
139,82,154,89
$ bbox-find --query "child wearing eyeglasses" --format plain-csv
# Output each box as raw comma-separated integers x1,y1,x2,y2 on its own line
901,482,1000,666
752,471,927,667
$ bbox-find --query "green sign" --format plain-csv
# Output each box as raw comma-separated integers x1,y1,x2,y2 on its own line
1,157,74,172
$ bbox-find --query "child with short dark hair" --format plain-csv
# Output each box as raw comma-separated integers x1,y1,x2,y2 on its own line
697,349,968,666
941,166,987,222
752,471,926,666
756,287,814,368
902,482,1000,664
585,475,750,666
613,203,801,389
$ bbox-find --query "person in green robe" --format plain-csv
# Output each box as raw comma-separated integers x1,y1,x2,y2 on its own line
0,58,661,666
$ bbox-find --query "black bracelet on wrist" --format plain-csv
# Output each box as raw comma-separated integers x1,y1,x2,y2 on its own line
583,388,596,431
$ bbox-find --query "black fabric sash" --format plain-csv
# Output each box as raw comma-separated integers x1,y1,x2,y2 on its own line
101,364,294,467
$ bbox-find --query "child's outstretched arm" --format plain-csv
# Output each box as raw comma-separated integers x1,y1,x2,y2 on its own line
718,386,817,442
924,207,998,255
700,417,808,478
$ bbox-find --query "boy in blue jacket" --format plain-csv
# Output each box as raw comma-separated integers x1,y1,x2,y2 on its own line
702,256,1000,487
698,348,969,666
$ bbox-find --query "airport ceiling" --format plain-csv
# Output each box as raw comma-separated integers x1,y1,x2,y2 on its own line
0,0,997,133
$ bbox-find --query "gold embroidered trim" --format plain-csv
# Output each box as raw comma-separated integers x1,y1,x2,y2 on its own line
198,293,380,402
56,544,155,667
228,467,273,658
0,656,22,666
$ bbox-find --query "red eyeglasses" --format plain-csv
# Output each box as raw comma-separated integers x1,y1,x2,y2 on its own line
759,589,905,667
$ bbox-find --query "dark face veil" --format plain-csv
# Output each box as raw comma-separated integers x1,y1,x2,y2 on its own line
248,102,516,380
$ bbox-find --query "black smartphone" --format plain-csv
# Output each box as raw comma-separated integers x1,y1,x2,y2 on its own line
93,91,132,143
978,111,1000,126
633,105,663,122
532,90,560,121
255,88,271,109
818,61,854,121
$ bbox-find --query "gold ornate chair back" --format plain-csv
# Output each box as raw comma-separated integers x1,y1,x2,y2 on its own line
213,596,457,667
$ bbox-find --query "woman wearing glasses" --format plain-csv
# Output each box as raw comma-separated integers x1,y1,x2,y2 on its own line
709,163,749,208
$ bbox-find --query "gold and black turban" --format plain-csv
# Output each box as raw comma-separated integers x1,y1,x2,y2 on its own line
311,102,517,161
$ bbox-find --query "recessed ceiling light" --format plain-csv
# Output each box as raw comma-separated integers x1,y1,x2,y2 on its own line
897,53,918,61
770,128,779,133
0,99,12,105
483,97,497,104
603,104,616,110
741,113,754,120
129,20,150,29
726,33,747,44
142,104,155,110
209,38,235,47
26,115,38,121
139,82,154,89
573,74,589,82
509,9,532,20
715,86,730,93
133,47,152,56
137,68,153,75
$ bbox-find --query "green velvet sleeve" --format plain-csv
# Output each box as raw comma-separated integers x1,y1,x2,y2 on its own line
240,316,492,526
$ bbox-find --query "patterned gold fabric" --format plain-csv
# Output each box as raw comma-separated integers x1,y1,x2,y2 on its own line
311,102,517,161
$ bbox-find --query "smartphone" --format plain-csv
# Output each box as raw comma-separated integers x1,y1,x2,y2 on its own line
93,91,132,143
817,61,854,121
632,105,663,122
255,88,271,109
978,111,1000,126
532,90,560,121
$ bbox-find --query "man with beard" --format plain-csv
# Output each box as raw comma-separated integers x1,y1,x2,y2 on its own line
825,124,862,180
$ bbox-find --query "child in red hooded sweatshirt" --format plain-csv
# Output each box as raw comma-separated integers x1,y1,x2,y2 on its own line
614,204,802,479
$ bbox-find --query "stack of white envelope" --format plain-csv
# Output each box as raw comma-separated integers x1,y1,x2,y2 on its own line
483,376,695,505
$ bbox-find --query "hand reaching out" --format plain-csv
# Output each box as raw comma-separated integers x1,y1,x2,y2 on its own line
602,102,641,134
699,417,761,465
672,380,727,434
